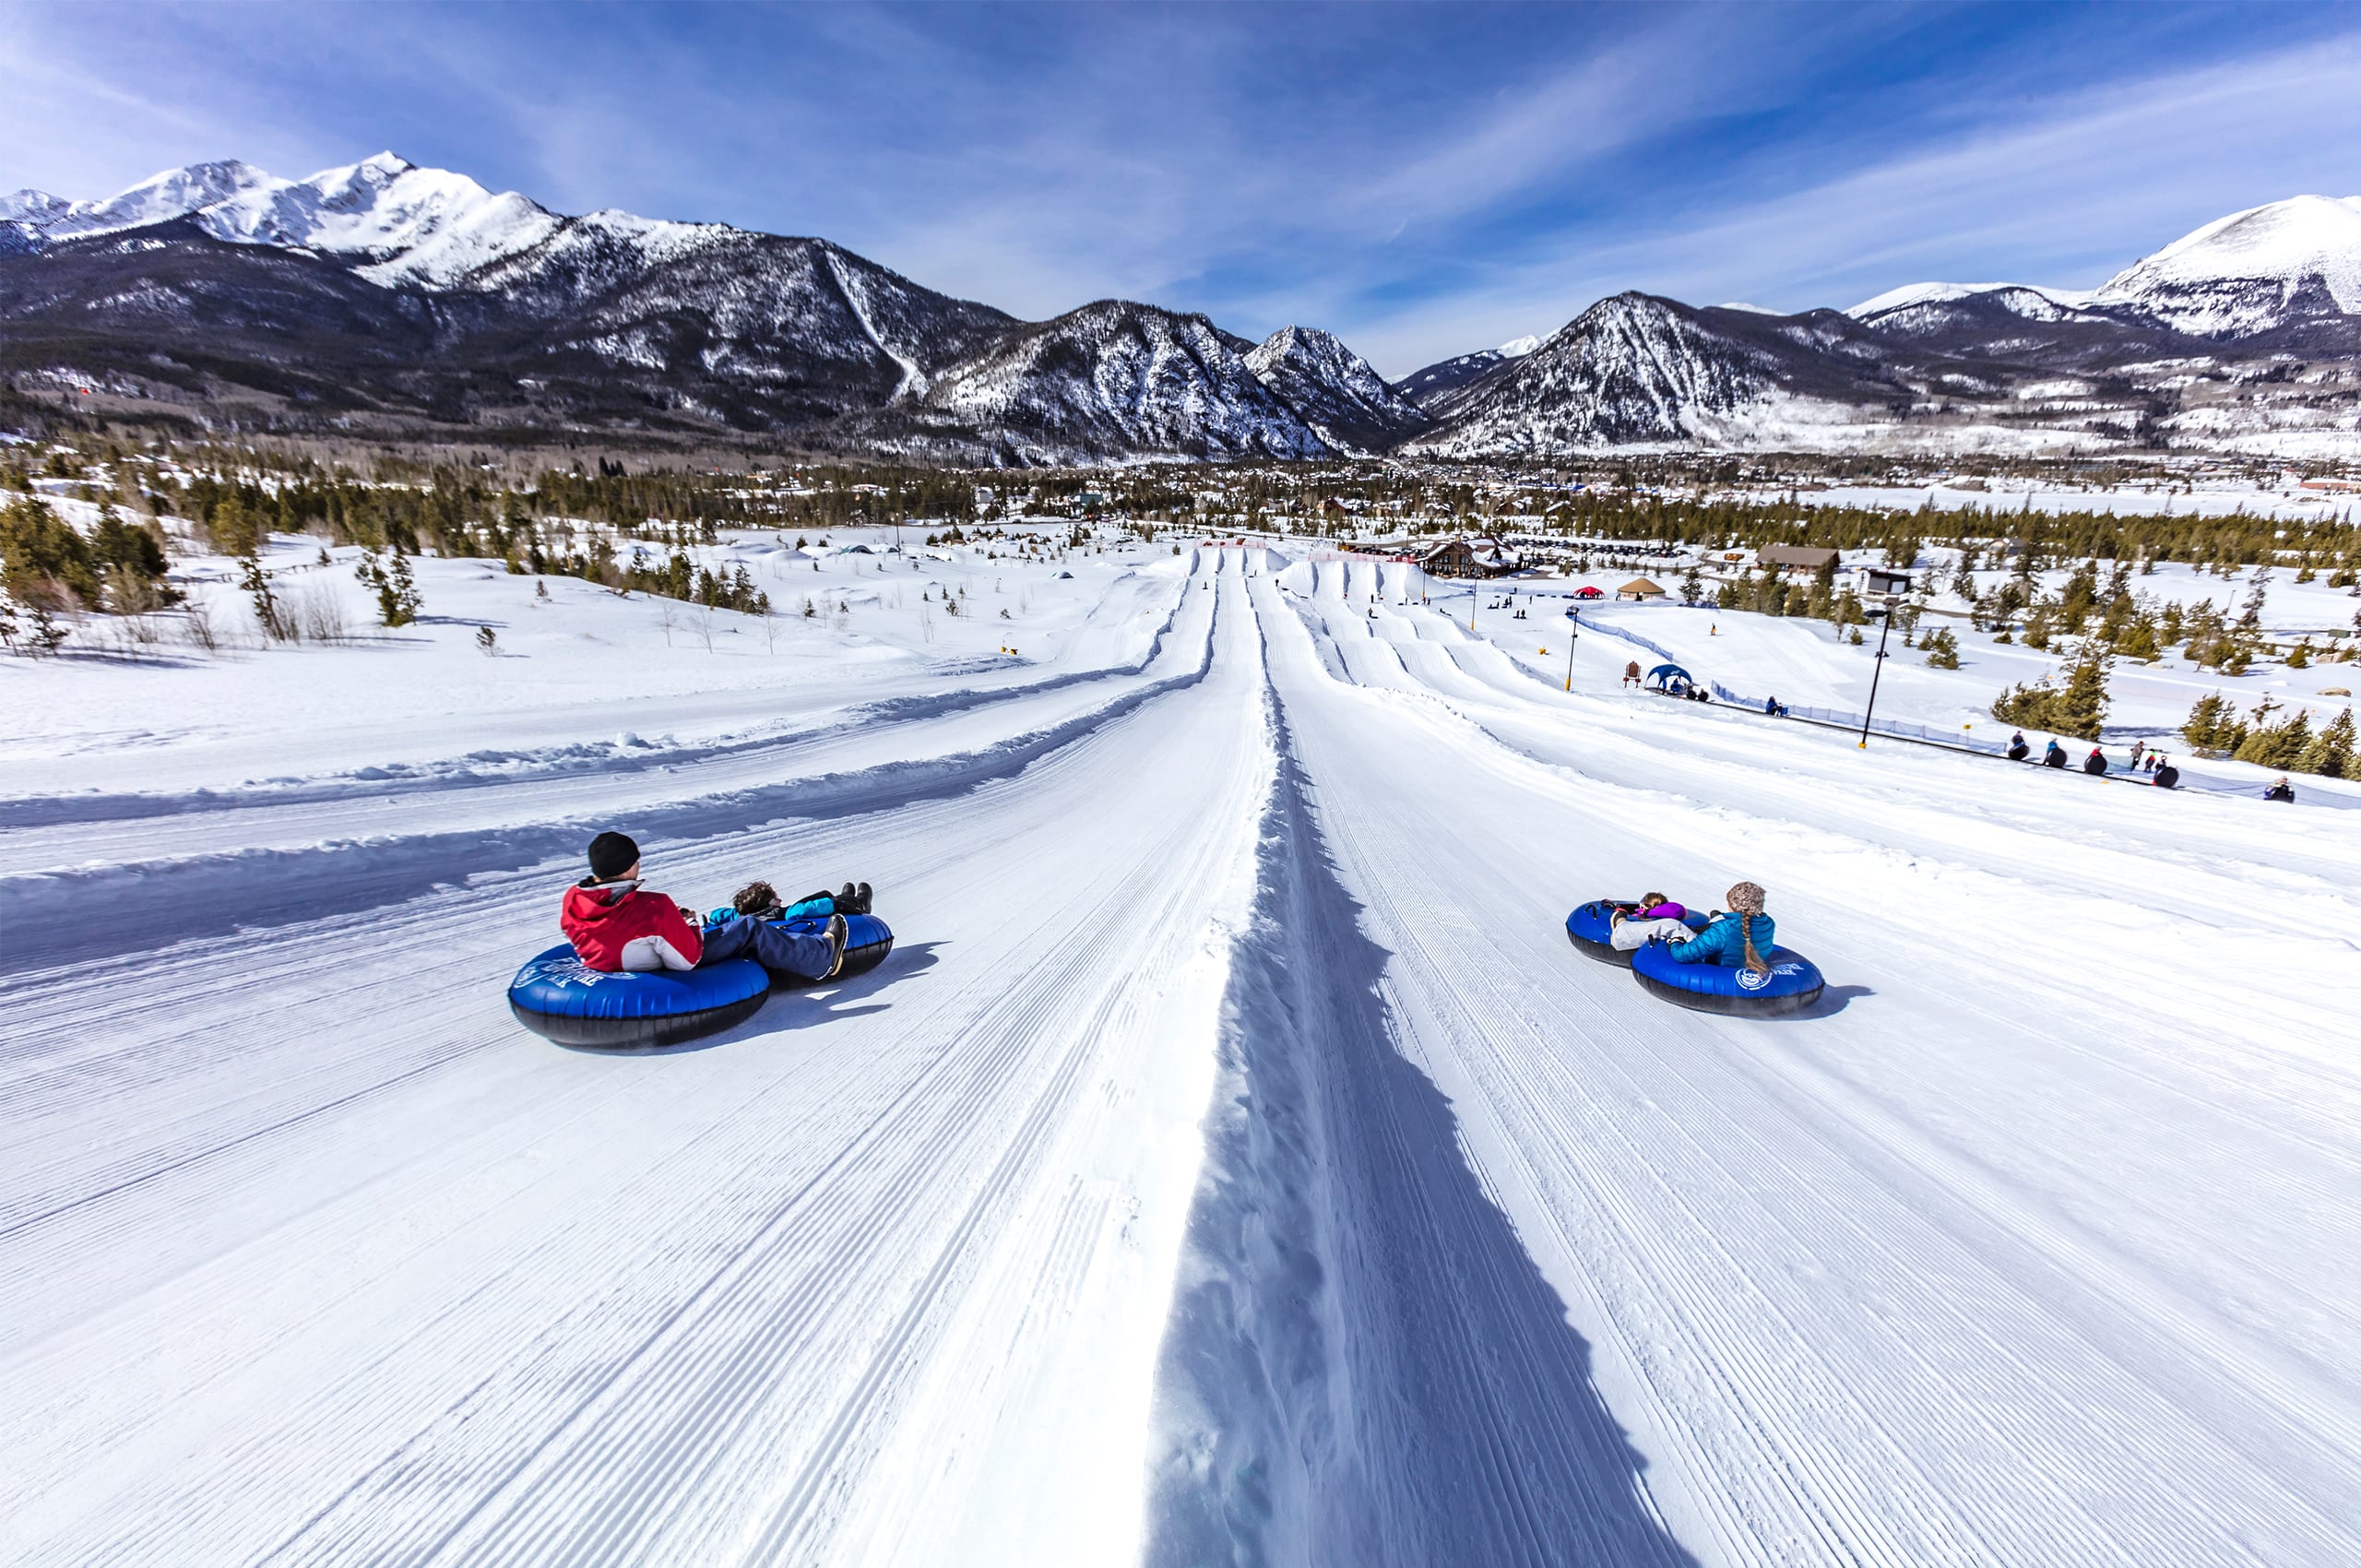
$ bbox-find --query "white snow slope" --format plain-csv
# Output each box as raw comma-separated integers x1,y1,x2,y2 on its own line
4,544,2359,1567
3,151,570,288
2096,195,2361,336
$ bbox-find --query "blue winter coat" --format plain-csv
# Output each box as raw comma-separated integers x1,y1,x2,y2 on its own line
1669,910,1776,967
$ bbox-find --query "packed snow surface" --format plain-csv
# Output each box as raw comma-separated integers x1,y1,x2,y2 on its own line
4,534,2359,1566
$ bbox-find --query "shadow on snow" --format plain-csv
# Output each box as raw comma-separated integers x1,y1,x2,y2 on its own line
1145,695,1697,1568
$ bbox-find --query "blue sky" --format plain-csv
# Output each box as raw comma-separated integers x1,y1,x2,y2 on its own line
4,1,2358,376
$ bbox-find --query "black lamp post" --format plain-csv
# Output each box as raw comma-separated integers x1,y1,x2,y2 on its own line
1563,604,1581,691
1859,593,1901,748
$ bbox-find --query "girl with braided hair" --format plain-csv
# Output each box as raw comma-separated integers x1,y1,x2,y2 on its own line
1667,880,1776,980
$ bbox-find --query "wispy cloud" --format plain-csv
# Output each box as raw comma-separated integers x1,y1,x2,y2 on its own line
1329,30,2361,372
2,2,2353,378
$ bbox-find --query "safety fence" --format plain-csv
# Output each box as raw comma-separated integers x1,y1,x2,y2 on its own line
1571,615,1683,666
1707,688,2012,756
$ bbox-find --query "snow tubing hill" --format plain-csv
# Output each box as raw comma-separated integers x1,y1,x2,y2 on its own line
507,945,772,1049
765,912,894,989
1564,900,1707,968
1631,940,1825,1016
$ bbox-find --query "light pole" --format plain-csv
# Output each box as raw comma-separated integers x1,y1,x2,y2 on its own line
1859,593,1901,748
1563,604,1581,691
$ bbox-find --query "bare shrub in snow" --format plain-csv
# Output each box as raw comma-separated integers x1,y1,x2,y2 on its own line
178,592,220,652
292,583,351,644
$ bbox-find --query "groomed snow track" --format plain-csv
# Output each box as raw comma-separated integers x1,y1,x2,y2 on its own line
5,548,2360,1567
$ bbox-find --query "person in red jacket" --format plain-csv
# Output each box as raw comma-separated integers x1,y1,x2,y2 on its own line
563,831,846,980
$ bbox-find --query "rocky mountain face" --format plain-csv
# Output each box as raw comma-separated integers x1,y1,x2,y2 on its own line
833,301,1335,465
1405,295,1916,456
1402,196,2361,459
0,155,1370,462
1243,326,1428,454
4,158,2359,460
1391,334,1541,417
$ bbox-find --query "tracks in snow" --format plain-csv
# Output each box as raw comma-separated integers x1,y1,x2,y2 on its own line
1182,564,2361,1567
6,546,2358,1567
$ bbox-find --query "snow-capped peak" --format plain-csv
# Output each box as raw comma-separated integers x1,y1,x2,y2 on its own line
6,153,564,289
15,159,283,242
2094,195,2361,334
0,189,72,225
1496,333,1543,357
1847,280,2097,319
198,154,563,286
1244,325,1429,454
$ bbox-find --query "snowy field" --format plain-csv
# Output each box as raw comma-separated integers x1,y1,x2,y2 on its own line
4,534,2359,1566
1441,552,2361,808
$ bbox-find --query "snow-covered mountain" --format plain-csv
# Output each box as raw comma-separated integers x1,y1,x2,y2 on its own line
6,156,2361,458
0,154,1408,459
1847,281,2102,330
3,153,568,288
1243,326,1429,454
1848,196,2361,348
1391,334,1543,414
1405,294,1911,456
2092,195,2361,339
893,302,1333,465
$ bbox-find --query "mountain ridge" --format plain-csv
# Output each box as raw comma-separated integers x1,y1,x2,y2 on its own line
6,158,2360,460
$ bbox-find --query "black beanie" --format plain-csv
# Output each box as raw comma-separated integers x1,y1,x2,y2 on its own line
587,831,640,881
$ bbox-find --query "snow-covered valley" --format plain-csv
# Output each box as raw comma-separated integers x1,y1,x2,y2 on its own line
4,531,2358,1566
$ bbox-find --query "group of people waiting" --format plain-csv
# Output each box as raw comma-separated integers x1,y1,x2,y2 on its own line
2005,731,2182,788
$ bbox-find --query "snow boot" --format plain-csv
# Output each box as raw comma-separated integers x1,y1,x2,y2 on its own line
824,915,849,980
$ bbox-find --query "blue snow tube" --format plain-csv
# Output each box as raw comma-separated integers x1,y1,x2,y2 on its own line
507,944,772,1049
1564,900,1707,967
764,911,896,989
1630,939,1825,1016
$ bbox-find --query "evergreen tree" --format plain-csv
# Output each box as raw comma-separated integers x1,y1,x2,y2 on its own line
1921,626,1960,668
2236,568,2270,632
1807,556,1837,620
241,555,293,642
2113,614,2161,661
1,493,101,608
2180,693,2228,750
2058,559,2100,631
2235,709,2311,769
2049,641,2112,740
26,601,67,655
2294,707,2355,778
356,549,422,627
210,493,260,558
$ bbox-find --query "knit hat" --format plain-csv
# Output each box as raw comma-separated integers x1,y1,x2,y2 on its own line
1726,881,1766,915
587,831,640,881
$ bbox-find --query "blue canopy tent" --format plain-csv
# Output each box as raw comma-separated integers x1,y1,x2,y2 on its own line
1646,662,1696,695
